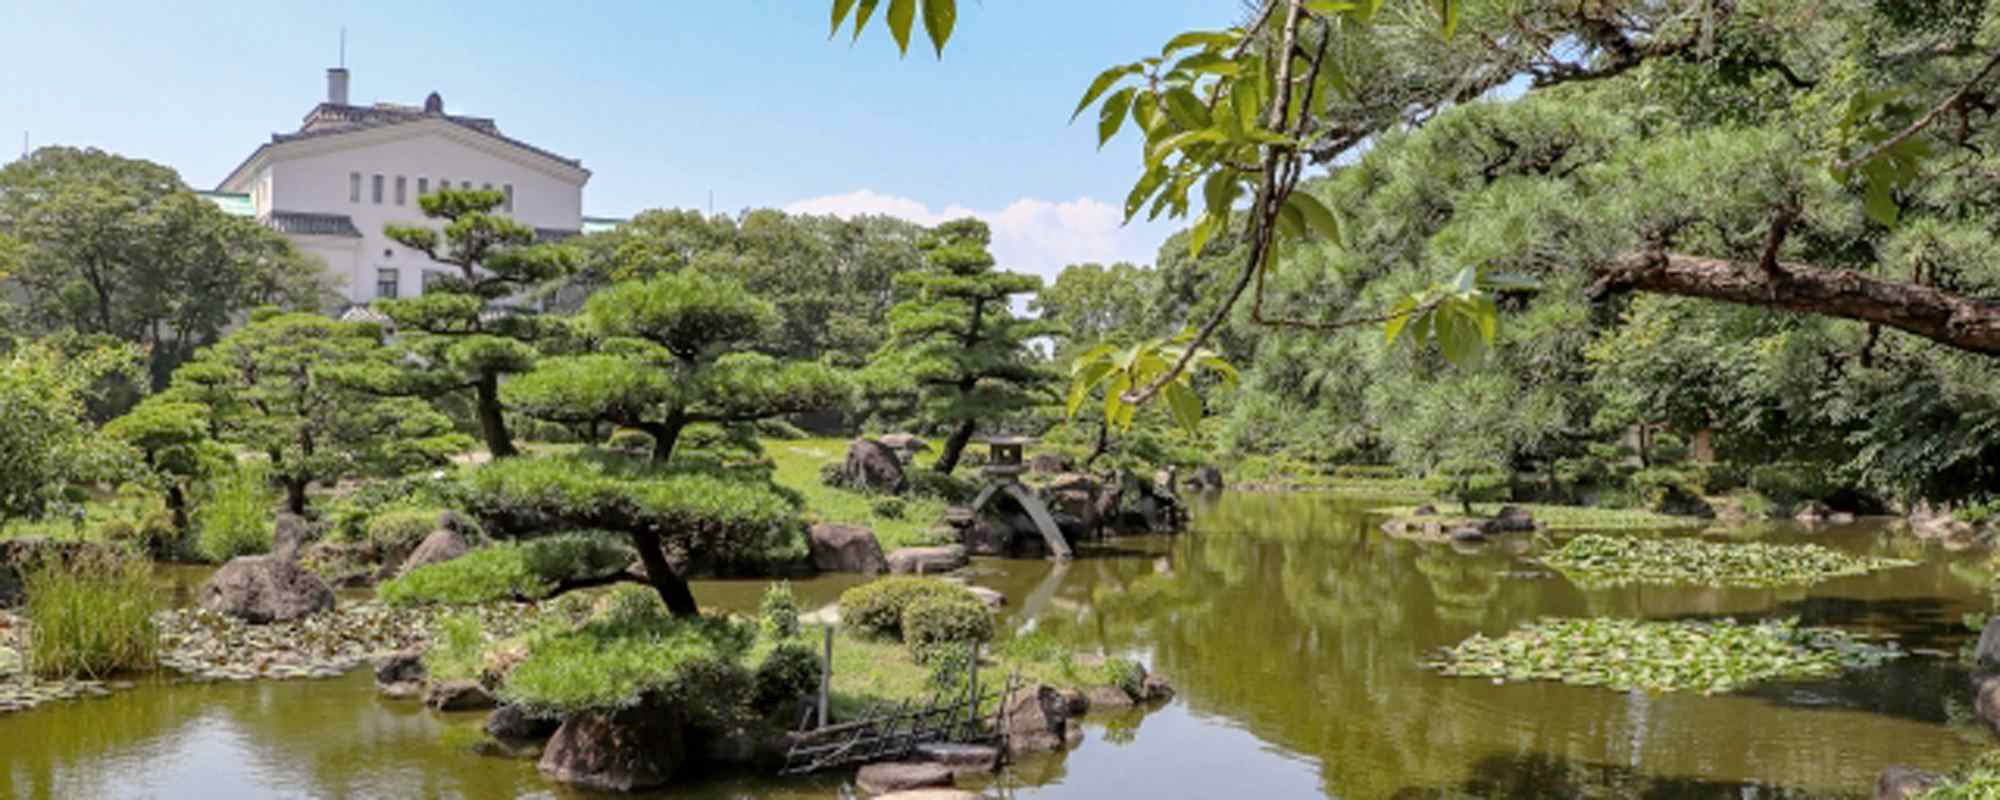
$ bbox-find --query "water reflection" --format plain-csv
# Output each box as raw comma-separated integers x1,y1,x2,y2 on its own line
0,492,1993,799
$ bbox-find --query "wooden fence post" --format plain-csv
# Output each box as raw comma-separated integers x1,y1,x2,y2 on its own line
819,625,833,729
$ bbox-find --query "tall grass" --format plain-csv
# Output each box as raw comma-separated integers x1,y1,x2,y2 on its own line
196,461,274,562
23,550,160,679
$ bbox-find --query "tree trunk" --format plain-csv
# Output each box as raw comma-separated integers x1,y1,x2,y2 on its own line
1594,251,2000,356
935,419,978,475
475,371,518,459
630,530,699,618
165,483,189,532
647,420,684,464
284,478,309,516
1083,421,1110,470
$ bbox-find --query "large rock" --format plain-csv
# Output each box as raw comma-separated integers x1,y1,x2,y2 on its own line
538,694,687,792
845,439,908,494
914,743,1001,777
1188,465,1225,491
1876,765,1942,800
198,554,335,623
1001,684,1080,755
1490,505,1537,533
856,761,955,795
964,585,1006,611
272,513,312,561
1976,619,2000,667
400,527,472,574
374,648,426,686
486,703,560,742
808,523,888,575
888,545,969,575
1028,452,1070,474
1085,685,1134,711
1977,674,2000,736
426,679,497,712
1140,674,1176,702
879,433,930,464
964,519,1013,556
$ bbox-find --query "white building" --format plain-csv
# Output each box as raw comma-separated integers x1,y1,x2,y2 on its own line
203,67,617,308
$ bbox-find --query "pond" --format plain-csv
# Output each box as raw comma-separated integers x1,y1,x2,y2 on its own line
2,492,1992,799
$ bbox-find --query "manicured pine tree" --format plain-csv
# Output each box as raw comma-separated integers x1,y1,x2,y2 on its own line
172,311,470,514
504,270,850,462
380,189,576,458
872,218,1058,474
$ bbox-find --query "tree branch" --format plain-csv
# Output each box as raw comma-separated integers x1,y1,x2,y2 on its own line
1592,250,2000,356
1834,47,2000,173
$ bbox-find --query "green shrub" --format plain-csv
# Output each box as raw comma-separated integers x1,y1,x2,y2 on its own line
605,427,655,454
755,419,809,440
95,486,184,557
902,594,993,663
366,507,446,555
818,462,848,489
1333,464,1401,480
1628,467,1705,512
498,612,754,715
752,642,821,712
760,581,800,640
424,612,486,682
23,550,159,679
1748,462,1834,507
1104,657,1146,697
1692,462,1747,494
837,577,974,640
196,461,274,561
1425,458,1510,514
378,533,635,606
320,472,472,543
906,470,974,503
871,496,907,520
592,583,669,626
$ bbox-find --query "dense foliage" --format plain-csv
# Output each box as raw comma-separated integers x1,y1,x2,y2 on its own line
378,188,578,458
0,148,331,390
867,218,1058,473
21,550,159,679
837,576,978,640
0,339,141,522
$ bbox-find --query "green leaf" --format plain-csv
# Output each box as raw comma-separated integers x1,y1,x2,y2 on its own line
1102,373,1133,430
1471,294,1499,344
887,0,916,55
1230,81,1262,138
1199,355,1240,387
1124,166,1168,221
1275,198,1306,239
1073,65,1136,122
1099,87,1137,148
1189,211,1224,258
1202,168,1241,219
1435,0,1460,38
1862,163,1900,226
1144,128,1223,170
1132,92,1161,134
850,0,883,41
831,0,859,36
1164,87,1212,131
1173,52,1240,76
920,0,955,57
1451,265,1479,294
1164,381,1203,433
1383,296,1418,345
1162,30,1237,56
1286,191,1341,244
1305,1,1361,12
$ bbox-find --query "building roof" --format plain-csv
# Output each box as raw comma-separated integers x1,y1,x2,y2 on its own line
217,98,590,192
268,211,363,238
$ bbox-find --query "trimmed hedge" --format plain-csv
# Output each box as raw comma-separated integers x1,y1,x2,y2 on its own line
463,455,802,563
752,642,821,712
902,594,993,663
377,533,634,606
837,577,976,640
366,507,446,554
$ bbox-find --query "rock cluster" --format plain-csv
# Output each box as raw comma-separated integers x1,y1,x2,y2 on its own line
809,523,888,575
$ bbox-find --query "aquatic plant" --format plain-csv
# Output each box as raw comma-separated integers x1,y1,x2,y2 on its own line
195,460,274,562
21,551,159,679
1427,617,1905,694
423,612,486,683
1920,751,2000,799
1542,534,1918,588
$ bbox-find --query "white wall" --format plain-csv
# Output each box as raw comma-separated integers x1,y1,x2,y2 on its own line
263,126,585,303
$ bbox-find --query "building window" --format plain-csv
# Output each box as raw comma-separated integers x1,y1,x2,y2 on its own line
376,268,399,299
395,176,407,206
439,177,449,194
418,177,429,197
349,172,360,203
503,184,514,212
371,174,384,204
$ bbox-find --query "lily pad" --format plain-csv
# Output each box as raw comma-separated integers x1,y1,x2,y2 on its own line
1427,616,1905,694
1541,534,1916,589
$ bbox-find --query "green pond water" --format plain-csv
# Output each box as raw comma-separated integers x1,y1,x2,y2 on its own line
3,492,1995,799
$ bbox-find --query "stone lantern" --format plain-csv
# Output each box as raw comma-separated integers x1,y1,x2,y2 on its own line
967,436,1071,560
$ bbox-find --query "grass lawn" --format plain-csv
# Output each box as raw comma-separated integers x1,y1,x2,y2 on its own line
756,625,1134,719
765,438,953,551
1370,502,1709,531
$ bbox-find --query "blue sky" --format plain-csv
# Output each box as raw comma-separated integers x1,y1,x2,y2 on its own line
1,1,1245,279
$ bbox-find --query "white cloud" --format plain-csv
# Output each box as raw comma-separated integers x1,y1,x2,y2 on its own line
784,189,1172,284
